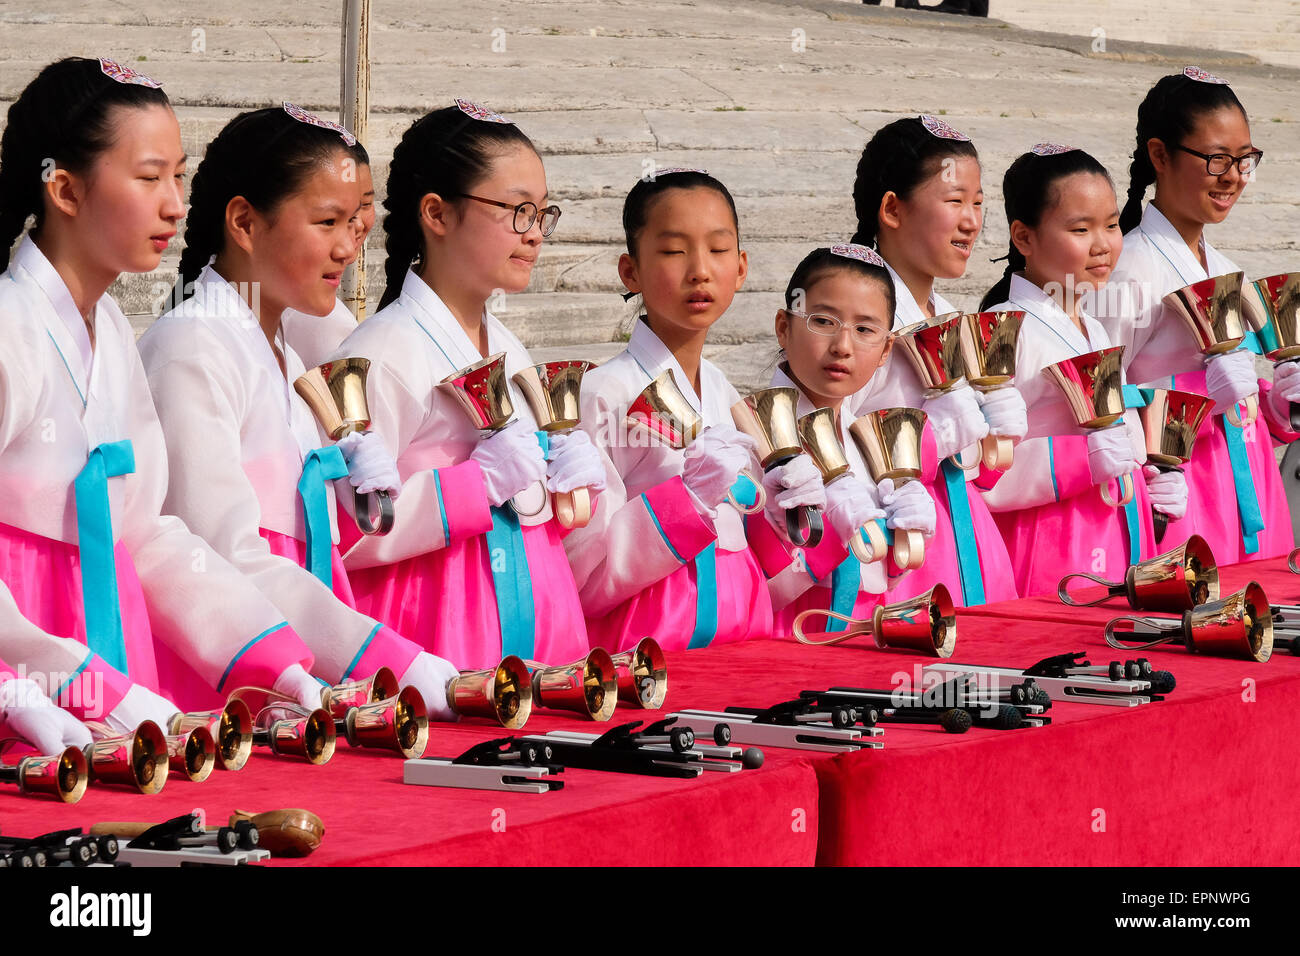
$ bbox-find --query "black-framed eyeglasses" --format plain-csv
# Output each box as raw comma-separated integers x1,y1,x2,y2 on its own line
1174,145,1264,177
459,194,562,237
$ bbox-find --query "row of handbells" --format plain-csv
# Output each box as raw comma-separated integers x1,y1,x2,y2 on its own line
4,269,1294,805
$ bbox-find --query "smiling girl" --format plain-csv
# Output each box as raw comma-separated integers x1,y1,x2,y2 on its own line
0,58,318,730
979,146,1181,596
325,100,604,670
138,106,461,717
848,116,1021,607
1096,67,1296,563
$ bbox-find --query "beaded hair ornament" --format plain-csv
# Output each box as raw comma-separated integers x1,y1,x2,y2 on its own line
98,57,162,88
829,243,887,268
919,114,971,142
282,102,357,146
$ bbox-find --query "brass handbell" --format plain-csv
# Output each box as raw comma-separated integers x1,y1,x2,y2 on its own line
609,637,667,709
848,407,928,570
625,368,766,515
797,407,887,563
525,648,619,721
1043,346,1134,508
792,583,958,658
1162,272,1257,426
894,314,979,470
957,310,1025,471
1105,582,1273,662
338,685,428,759
1244,272,1300,430
0,745,88,803
165,725,217,783
294,357,395,536
733,387,824,547
1139,389,1214,543
447,655,533,729
320,665,400,720
1059,533,1219,612
441,353,546,517
84,720,168,794
250,708,337,765
513,360,598,530
169,699,253,772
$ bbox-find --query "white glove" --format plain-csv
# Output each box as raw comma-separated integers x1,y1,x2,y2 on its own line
762,455,827,538
923,384,990,460
1087,424,1141,486
824,475,886,547
470,419,548,508
104,683,181,737
272,663,327,712
336,431,403,498
1268,360,1300,421
878,477,937,537
0,678,93,754
545,430,607,495
1143,465,1188,520
975,387,1028,440
1205,348,1259,416
398,651,460,722
681,425,759,511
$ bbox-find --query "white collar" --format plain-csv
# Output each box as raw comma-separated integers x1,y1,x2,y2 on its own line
626,317,705,415
399,268,498,372
882,257,956,330
1136,202,1214,287
1006,273,1100,355
11,237,97,393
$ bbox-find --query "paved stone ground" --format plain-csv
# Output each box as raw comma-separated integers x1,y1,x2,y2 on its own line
1,0,1297,389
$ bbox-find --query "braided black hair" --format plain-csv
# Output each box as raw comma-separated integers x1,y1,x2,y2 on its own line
0,57,170,270
979,149,1112,311
173,107,355,307
850,117,979,247
378,106,537,310
1119,72,1246,234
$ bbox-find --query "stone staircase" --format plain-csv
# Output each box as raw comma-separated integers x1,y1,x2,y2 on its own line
2,0,1297,390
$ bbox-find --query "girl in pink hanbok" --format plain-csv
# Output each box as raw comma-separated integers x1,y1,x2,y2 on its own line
0,58,317,724
138,106,459,715
979,145,1186,596
848,116,1022,606
1094,67,1296,563
566,169,825,651
327,101,605,670
756,244,936,636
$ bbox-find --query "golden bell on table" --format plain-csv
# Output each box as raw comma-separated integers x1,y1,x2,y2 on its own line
448,655,534,729
526,648,619,721
793,583,957,658
1105,581,1273,663
609,637,668,709
0,745,88,803
1059,533,1219,613
169,698,253,772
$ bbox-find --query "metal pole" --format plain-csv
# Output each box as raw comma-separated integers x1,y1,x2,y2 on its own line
340,0,370,319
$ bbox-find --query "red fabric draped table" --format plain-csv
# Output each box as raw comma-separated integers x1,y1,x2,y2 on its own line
3,556,1297,866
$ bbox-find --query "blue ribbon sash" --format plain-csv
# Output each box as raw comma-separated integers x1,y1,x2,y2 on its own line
940,460,986,606
297,446,349,588
73,440,136,674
